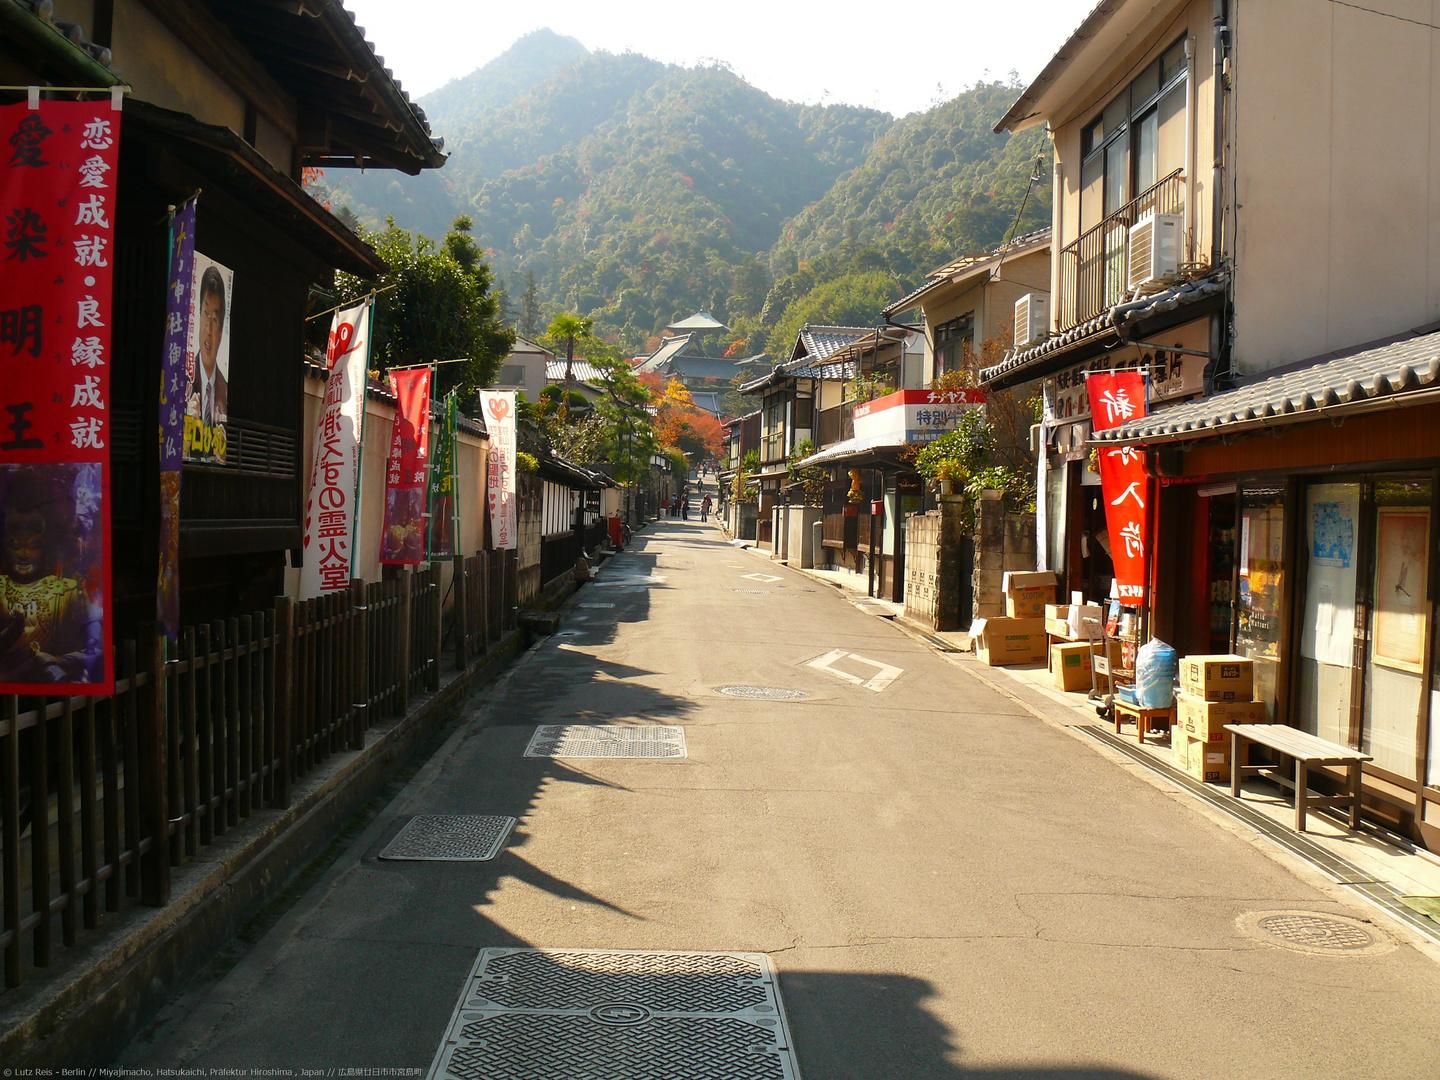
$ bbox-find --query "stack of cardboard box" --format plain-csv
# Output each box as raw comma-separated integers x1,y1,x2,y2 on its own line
970,571,1056,666
1171,655,1269,782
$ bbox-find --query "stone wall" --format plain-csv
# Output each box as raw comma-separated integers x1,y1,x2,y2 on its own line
902,496,969,631
972,494,1037,619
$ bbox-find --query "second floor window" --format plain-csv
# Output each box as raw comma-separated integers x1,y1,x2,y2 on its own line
762,395,786,461
1080,37,1188,230
934,313,974,376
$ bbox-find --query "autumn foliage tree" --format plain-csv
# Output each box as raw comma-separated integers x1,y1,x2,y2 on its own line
653,378,723,465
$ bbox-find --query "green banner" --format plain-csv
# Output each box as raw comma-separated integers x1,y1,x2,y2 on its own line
427,390,458,558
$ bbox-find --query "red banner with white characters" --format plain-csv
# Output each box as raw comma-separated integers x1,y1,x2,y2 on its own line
0,100,121,694
1086,370,1150,604
381,367,432,564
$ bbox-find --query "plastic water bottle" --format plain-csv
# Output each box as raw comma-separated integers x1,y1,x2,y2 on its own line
1134,638,1177,709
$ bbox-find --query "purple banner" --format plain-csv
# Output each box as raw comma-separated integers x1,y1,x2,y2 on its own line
157,196,196,640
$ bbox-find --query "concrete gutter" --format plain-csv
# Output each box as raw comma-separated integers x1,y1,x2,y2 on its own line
0,631,526,1068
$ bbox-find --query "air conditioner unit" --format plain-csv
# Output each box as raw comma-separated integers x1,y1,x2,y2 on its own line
1127,212,1182,290
1014,292,1049,347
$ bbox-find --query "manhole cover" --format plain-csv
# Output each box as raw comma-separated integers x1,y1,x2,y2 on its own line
427,949,800,1080
713,686,808,700
524,724,687,759
1239,911,1390,954
379,815,516,862
555,630,586,637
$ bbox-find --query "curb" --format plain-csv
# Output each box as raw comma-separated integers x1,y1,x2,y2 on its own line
1,632,526,1068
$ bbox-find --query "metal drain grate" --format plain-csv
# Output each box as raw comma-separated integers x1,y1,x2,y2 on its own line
733,588,771,594
713,686,808,700
427,949,800,1080
378,815,516,862
524,724,687,759
579,603,614,608
1256,913,1374,950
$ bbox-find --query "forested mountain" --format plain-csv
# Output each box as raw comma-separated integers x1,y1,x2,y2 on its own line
317,32,1051,356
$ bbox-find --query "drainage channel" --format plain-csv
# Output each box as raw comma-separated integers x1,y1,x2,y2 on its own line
427,949,801,1080
1082,724,1440,946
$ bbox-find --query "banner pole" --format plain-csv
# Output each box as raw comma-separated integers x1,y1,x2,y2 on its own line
348,297,374,583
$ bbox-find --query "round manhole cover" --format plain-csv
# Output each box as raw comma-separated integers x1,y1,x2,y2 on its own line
1239,911,1391,955
713,685,809,700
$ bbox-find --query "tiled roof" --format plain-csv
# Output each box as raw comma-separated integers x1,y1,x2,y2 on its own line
797,325,873,362
980,273,1228,386
667,311,727,332
635,334,694,373
884,229,1051,318
1094,325,1440,444
546,359,605,385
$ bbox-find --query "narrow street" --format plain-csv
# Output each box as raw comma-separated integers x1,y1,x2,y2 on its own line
119,500,1440,1079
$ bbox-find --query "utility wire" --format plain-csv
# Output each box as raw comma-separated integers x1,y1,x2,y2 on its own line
1325,0,1440,31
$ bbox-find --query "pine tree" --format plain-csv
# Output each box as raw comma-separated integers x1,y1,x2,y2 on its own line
519,270,541,340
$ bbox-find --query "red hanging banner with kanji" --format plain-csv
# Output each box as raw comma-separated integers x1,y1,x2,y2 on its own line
381,367,432,565
0,99,120,694
1085,370,1149,605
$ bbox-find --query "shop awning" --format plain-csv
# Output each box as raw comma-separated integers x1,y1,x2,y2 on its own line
794,437,904,469
1093,325,1440,445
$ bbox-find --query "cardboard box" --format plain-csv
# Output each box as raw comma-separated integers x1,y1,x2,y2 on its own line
1177,693,1269,743
1052,642,1094,691
1004,571,1057,617
1184,735,1230,783
1068,604,1104,639
971,617,1048,666
1045,603,1072,623
1171,730,1191,768
1179,654,1254,701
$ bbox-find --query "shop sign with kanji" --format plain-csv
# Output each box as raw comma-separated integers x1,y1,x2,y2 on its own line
1085,370,1150,604
381,367,431,565
0,99,121,693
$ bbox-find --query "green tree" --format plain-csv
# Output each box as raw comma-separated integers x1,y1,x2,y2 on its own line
766,270,899,356
519,270,541,339
590,358,658,482
323,216,515,401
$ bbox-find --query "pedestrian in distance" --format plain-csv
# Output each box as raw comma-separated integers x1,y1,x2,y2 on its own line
701,494,712,522
681,494,690,520
661,495,669,517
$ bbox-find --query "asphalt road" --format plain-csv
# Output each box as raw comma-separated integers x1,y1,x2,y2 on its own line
121,510,1440,1078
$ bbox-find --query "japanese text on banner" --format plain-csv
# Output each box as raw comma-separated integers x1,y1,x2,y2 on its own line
381,367,431,565
300,299,371,598
0,100,120,694
1085,370,1150,604
427,391,457,559
479,390,517,551
157,196,196,641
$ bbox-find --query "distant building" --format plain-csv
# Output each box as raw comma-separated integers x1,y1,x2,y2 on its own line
492,337,555,402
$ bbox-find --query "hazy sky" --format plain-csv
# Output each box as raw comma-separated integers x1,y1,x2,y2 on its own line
344,0,1092,118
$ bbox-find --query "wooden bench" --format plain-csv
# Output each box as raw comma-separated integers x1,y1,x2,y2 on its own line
1224,723,1372,833
1112,699,1174,743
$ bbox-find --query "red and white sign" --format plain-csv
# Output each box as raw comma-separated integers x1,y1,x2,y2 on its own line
1086,370,1149,603
0,100,122,694
380,367,431,565
300,299,370,598
851,388,985,449
479,390,517,550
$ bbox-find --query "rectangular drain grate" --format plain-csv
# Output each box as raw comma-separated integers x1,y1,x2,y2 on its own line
379,815,516,862
427,948,800,1080
524,724,687,759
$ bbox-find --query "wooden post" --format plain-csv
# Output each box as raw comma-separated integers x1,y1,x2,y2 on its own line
454,556,468,671
136,622,170,906
3,695,23,987
429,566,442,692
350,579,367,749
397,566,412,716
272,596,294,809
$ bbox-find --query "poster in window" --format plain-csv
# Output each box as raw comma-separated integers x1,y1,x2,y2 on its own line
184,252,233,463
1372,508,1429,672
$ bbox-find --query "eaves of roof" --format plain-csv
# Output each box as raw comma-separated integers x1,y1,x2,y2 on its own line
885,229,1053,318
1094,324,1440,446
0,0,120,84
994,0,1125,133
980,273,1228,388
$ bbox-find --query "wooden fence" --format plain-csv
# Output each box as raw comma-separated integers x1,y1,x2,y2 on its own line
0,556,515,989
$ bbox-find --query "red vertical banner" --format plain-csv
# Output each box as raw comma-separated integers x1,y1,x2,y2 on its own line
380,367,432,565
1085,370,1149,605
0,100,120,694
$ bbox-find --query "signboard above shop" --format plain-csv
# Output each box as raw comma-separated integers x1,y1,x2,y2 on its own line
852,388,986,449
1042,317,1210,426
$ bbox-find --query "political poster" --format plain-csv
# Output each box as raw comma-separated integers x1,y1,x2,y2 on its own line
0,99,120,693
183,251,232,463
381,367,432,565
428,391,458,559
1085,370,1150,604
300,299,371,598
479,390,517,550
157,195,196,641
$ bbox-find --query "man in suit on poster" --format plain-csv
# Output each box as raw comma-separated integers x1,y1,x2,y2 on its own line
188,264,228,428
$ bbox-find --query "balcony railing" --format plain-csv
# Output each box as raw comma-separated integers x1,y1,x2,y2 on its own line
814,403,856,448
1058,169,1185,331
